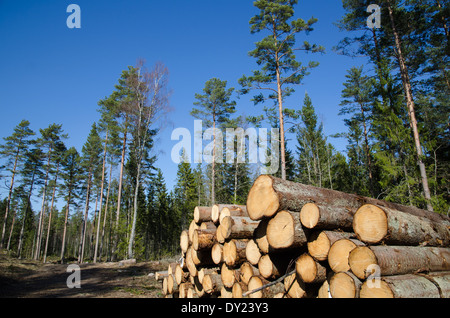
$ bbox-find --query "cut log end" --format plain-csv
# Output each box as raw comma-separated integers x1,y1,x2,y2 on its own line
267,210,302,249
360,280,394,298
353,204,388,243
295,254,320,283
329,272,360,298
300,202,320,229
328,239,358,273
348,246,377,280
246,175,279,220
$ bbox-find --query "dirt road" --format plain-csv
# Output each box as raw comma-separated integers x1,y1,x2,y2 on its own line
0,251,167,298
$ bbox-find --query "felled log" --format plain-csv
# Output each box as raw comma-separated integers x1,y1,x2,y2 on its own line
352,204,450,246
329,271,361,298
327,238,365,273
193,229,216,251
232,281,248,298
300,202,353,230
307,231,358,262
197,267,218,285
223,239,249,267
258,253,293,280
211,243,223,265
284,272,307,298
179,282,193,298
348,245,450,279
211,204,247,224
359,272,450,298
240,262,260,285
180,230,189,254
175,264,189,285
295,253,327,284
219,206,248,224
246,175,450,223
266,210,307,249
202,273,224,294
193,206,212,224
219,216,260,241
247,275,285,298
221,263,239,288
245,239,262,265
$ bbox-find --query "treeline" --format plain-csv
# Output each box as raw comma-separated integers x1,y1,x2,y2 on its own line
0,0,448,263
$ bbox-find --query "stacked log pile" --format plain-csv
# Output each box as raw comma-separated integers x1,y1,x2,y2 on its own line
161,175,450,298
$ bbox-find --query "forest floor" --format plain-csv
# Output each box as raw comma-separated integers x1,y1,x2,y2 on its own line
0,250,170,298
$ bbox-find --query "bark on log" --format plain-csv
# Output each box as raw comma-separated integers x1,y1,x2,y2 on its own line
353,204,450,246
155,270,168,281
258,253,293,280
219,206,248,224
247,275,285,298
329,271,361,298
220,216,260,241
349,245,450,280
223,239,249,267
295,253,327,284
179,282,193,298
240,261,260,285
360,272,450,298
175,264,189,285
212,204,247,224
284,272,307,298
198,267,218,284
193,229,216,251
307,231,358,261
246,175,450,223
300,202,354,230
245,239,262,265
267,210,307,250
194,206,212,224
327,238,365,273
202,273,224,294
232,281,248,298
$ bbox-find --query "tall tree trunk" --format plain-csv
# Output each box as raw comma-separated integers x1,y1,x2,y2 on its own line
79,169,92,263
128,162,141,259
113,118,128,260
94,130,108,263
1,146,20,248
60,191,72,263
99,163,113,261
211,115,216,205
387,0,433,211
275,58,286,180
6,207,16,251
34,148,52,260
43,162,60,263
18,165,37,259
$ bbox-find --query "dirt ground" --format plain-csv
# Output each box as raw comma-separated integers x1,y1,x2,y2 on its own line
0,250,170,298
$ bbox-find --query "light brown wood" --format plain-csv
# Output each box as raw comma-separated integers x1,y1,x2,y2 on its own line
307,231,359,261
185,246,197,277
353,204,450,245
329,271,361,298
219,206,248,224
360,272,450,298
240,262,259,285
295,253,327,284
211,242,223,265
245,239,262,265
232,281,248,298
212,204,247,224
300,202,353,230
284,272,306,298
247,175,450,223
223,239,249,267
254,218,270,254
180,230,189,253
155,270,168,281
202,273,223,294
317,280,331,298
221,262,239,288
328,238,364,273
258,253,292,279
198,267,218,284
175,264,189,285
191,246,213,266
220,286,233,298
179,282,193,298
247,275,285,298
192,229,216,251
266,210,307,249
193,206,212,224
167,274,179,294
349,245,450,280
220,216,259,241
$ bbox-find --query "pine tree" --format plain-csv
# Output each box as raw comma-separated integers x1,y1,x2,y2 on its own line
191,78,236,205
239,0,324,180
0,120,35,248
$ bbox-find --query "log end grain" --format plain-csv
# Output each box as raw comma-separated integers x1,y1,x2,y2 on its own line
329,272,360,298
295,253,322,284
245,239,262,266
307,231,331,261
267,210,301,249
211,243,223,265
300,202,320,229
348,246,377,280
353,204,388,244
246,175,279,220
180,230,189,253
328,239,357,273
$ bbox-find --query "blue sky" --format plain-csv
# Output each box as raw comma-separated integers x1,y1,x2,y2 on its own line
0,0,369,196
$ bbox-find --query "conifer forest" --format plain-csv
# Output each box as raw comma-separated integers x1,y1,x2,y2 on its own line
0,0,448,268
